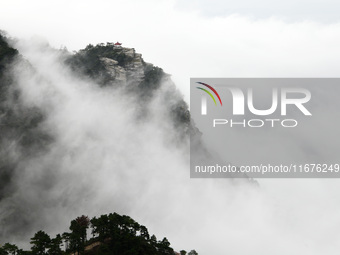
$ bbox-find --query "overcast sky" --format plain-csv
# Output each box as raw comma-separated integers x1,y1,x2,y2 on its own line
1,0,340,100
175,0,340,22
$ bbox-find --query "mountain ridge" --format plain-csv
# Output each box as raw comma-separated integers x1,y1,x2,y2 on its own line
0,32,196,246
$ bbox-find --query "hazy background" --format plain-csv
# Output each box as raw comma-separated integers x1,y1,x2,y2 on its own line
1,0,340,254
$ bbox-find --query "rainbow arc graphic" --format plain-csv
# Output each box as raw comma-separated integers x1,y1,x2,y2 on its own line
196,82,222,106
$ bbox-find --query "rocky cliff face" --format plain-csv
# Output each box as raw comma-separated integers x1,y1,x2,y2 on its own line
65,42,193,137
66,44,158,86
99,46,145,84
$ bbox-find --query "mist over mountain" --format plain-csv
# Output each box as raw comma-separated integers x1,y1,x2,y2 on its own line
3,31,337,255
0,31,200,243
